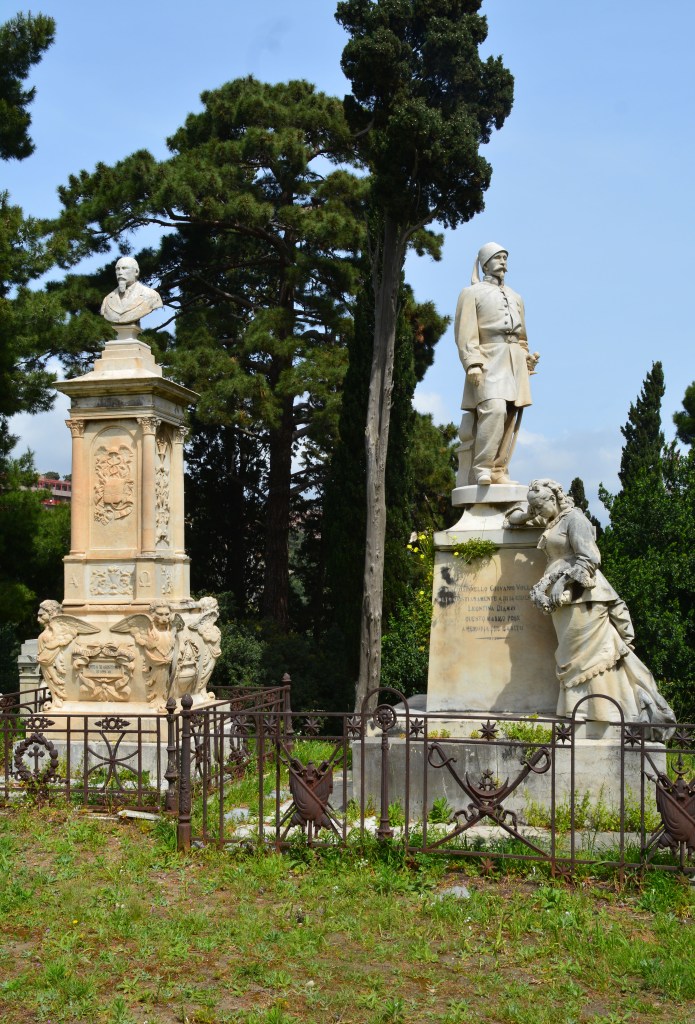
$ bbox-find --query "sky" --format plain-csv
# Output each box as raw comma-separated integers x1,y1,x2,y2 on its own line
6,0,695,521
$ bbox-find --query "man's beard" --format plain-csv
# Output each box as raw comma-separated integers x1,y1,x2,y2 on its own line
117,279,128,295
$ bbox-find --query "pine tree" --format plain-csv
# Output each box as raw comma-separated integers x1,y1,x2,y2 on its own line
335,0,514,706
50,77,365,630
0,11,57,454
618,361,665,489
0,12,55,160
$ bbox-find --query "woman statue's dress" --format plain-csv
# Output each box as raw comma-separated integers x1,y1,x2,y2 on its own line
533,506,675,732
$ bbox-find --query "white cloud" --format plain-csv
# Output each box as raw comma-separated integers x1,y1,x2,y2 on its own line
413,388,457,425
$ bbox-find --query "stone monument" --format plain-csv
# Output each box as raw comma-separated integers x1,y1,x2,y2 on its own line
33,258,219,714
426,243,558,716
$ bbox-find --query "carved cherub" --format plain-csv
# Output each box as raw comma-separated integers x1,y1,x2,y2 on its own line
36,600,100,709
111,602,184,709
188,596,221,696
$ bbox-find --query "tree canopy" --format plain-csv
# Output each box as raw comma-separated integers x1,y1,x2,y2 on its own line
673,381,695,448
600,365,695,721
0,11,55,161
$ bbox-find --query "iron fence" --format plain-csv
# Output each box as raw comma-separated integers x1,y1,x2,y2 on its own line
2,681,693,881
177,687,695,882
0,683,289,815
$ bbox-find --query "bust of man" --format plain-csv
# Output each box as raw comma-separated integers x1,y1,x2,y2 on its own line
100,256,163,325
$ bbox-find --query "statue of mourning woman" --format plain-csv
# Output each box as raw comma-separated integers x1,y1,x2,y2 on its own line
507,479,675,738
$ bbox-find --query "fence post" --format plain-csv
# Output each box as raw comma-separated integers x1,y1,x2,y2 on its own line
164,697,179,814
281,673,294,750
177,694,193,852
375,706,396,841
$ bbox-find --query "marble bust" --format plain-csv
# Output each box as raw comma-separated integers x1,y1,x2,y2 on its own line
455,243,539,486
101,256,163,325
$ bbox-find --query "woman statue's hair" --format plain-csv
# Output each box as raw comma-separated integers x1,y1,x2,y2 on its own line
528,478,575,513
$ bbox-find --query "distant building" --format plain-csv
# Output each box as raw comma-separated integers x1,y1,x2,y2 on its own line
35,476,72,507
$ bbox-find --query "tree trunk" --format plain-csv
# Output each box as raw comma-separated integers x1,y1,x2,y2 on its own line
355,216,406,712
262,390,294,629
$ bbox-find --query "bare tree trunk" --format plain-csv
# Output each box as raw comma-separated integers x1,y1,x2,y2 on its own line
354,216,406,712
262,391,294,630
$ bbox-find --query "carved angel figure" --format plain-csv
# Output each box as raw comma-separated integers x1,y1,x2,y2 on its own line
111,602,183,709
189,596,221,696
36,600,99,708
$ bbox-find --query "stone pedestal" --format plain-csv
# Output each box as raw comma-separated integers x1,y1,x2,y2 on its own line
427,485,558,715
32,327,221,715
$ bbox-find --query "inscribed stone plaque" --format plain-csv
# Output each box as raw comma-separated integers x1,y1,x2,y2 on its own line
426,542,559,714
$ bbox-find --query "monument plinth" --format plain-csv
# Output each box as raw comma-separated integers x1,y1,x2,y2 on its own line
426,488,558,715
34,260,221,715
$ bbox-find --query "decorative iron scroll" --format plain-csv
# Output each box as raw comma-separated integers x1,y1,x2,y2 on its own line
426,740,552,857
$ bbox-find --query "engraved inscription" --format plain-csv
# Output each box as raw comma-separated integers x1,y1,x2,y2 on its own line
459,582,528,638
73,642,135,701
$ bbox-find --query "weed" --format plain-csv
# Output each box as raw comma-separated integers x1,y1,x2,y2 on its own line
388,800,405,827
428,796,454,824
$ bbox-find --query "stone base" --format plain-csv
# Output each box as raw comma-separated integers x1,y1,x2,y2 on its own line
452,483,528,508
427,503,558,715
39,692,216,719
353,735,665,821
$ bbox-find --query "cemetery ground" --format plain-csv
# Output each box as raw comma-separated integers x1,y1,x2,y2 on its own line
0,805,692,1024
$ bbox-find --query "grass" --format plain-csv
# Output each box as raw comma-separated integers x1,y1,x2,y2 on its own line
0,804,693,1024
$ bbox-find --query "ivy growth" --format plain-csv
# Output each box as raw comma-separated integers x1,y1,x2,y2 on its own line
452,539,498,563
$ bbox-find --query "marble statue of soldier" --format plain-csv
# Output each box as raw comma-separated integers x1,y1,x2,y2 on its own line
455,243,540,486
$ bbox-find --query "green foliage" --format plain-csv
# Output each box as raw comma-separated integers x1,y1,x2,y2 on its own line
52,76,366,630
600,445,695,720
381,531,433,696
501,718,552,761
618,360,665,489
599,363,695,720
673,380,695,447
335,0,514,231
428,796,453,824
523,789,660,834
213,615,352,710
0,12,55,161
0,448,70,683
335,1,513,706
0,13,60,465
323,274,449,701
411,413,457,530
451,538,497,563
568,475,602,537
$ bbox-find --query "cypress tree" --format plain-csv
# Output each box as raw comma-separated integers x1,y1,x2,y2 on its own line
567,477,602,538
335,0,514,706
618,361,665,489
673,381,695,447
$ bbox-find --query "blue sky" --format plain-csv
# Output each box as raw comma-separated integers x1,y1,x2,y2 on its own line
6,1,694,520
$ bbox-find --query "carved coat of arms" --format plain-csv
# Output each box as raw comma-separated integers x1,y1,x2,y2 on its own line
94,444,134,524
